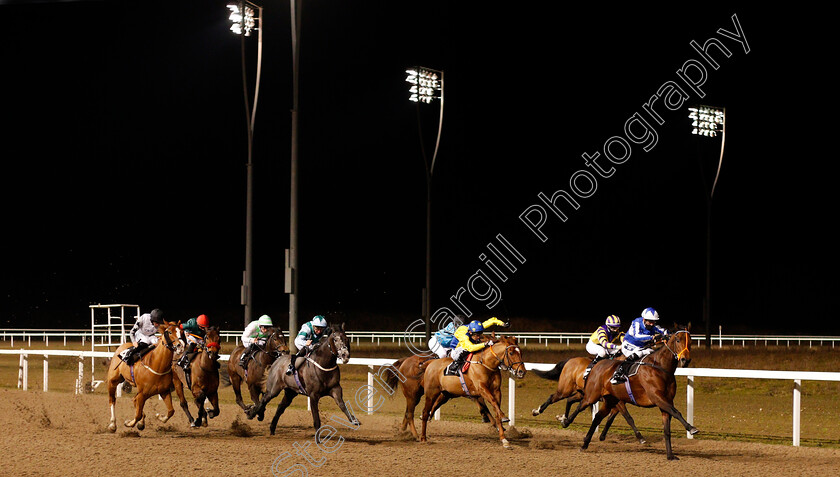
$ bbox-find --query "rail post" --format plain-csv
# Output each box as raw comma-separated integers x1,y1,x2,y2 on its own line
686,376,695,439
793,379,801,446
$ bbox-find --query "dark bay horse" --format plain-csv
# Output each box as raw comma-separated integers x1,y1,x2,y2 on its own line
106,321,182,432
563,324,699,460
531,356,646,444
172,325,221,427
418,335,526,449
227,327,288,421
247,323,359,442
384,354,496,439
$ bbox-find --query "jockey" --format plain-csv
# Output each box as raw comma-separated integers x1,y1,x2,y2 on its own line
428,314,465,359
177,314,209,371
238,314,274,369
286,315,329,375
610,307,669,384
448,317,509,374
586,315,624,358
583,315,624,379
121,308,164,364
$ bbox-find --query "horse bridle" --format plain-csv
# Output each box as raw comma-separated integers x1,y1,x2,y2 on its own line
661,330,690,360
484,341,525,376
161,324,178,352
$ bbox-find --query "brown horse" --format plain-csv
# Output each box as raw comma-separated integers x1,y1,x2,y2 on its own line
227,327,288,421
418,335,526,449
563,324,698,460
383,354,496,439
106,320,182,432
531,356,646,444
172,325,221,428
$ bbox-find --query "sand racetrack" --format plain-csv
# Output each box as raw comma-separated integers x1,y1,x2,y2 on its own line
3,388,838,477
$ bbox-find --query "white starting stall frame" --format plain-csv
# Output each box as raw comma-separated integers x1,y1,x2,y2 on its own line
89,304,139,392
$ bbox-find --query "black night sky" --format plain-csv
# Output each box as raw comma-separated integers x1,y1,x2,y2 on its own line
1,2,837,335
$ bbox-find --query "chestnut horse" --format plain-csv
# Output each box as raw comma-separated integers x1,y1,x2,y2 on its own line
383,354,496,439
227,327,288,421
563,324,698,460
172,325,221,427
418,335,526,449
531,356,646,444
106,321,182,432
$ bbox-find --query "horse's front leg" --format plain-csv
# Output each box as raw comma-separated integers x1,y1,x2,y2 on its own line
614,402,645,444
191,391,207,428
125,392,148,430
172,373,194,426
270,389,297,436
476,385,509,449
582,403,613,451
662,410,676,460
156,387,175,424
650,391,698,435
207,390,220,419
329,386,360,427
309,394,323,441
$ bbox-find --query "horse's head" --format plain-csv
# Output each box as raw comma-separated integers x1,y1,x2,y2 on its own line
159,321,184,354
668,323,692,368
267,327,289,357
327,322,350,364
204,326,221,361
488,335,526,379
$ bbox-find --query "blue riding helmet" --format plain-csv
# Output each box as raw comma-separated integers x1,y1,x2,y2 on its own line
467,320,484,334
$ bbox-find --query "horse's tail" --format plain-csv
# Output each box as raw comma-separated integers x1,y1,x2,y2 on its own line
382,358,408,394
219,366,231,387
532,360,568,381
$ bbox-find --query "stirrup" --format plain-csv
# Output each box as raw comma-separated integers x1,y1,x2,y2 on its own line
285,363,295,375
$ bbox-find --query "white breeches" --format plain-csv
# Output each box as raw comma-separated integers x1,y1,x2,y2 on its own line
428,337,450,359
621,341,654,359
586,340,619,358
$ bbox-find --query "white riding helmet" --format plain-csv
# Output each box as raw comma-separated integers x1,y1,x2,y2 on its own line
641,307,660,321
258,315,273,327
311,315,328,328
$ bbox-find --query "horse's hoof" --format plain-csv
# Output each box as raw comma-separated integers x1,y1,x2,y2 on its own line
639,439,647,445
689,427,699,435
501,417,510,423
202,418,208,427
668,455,680,461
190,421,199,428
501,438,512,449
137,421,145,431
257,413,265,422
108,423,117,433
531,409,540,416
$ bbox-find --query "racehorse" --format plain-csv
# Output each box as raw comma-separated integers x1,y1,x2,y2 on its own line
417,334,526,449
531,355,646,444
383,354,497,439
172,325,221,428
247,323,359,442
227,327,288,421
105,320,182,432
562,324,698,460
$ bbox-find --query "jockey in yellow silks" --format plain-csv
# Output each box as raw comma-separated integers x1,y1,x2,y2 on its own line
448,317,509,373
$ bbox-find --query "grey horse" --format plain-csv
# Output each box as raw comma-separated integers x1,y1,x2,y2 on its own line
247,322,360,441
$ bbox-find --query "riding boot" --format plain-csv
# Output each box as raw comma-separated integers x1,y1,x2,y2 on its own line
610,360,630,384
239,345,253,369
448,353,465,375
286,351,302,375
178,343,196,370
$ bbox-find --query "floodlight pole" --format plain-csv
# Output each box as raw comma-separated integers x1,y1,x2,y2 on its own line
287,0,302,352
409,68,444,342
691,106,726,349
229,1,263,328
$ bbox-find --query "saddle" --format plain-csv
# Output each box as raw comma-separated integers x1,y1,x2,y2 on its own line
444,353,473,376
119,344,155,365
